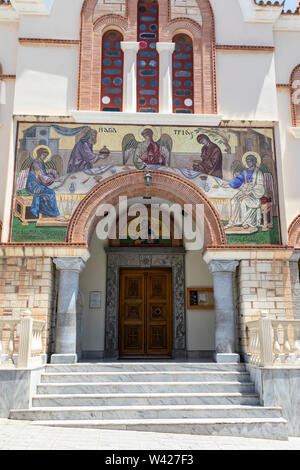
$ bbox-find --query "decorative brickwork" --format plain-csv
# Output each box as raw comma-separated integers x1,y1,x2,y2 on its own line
93,0,127,22
170,0,202,27
289,214,300,249
78,0,217,114
66,170,226,247
291,64,300,127
0,256,55,354
238,259,294,354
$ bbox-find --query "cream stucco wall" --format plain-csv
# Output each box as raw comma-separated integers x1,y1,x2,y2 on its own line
79,235,107,356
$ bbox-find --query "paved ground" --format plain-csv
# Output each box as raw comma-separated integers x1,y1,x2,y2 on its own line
0,419,300,450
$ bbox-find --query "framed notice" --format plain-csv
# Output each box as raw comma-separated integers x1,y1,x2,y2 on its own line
187,288,214,310
89,291,101,309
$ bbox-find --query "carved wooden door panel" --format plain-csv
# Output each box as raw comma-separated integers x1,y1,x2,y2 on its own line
146,270,172,356
119,269,172,357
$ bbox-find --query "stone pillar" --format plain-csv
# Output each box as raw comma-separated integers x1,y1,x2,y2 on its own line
51,258,85,364
290,255,300,319
120,41,140,113
156,42,175,114
208,260,240,363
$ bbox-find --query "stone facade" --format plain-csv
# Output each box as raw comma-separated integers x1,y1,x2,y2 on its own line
238,259,294,354
0,256,55,354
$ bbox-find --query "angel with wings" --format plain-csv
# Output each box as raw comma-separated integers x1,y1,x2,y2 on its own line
122,128,172,168
16,145,66,221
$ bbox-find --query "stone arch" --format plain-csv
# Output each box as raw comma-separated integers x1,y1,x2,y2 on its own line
290,64,300,127
289,214,300,249
66,170,226,247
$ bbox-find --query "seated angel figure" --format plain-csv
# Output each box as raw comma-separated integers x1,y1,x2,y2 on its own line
25,146,66,222
223,154,265,230
122,129,172,168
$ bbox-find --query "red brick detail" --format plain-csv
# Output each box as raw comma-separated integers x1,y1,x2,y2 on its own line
78,0,129,110
160,0,217,114
66,170,226,247
290,64,300,127
288,214,300,249
78,0,217,114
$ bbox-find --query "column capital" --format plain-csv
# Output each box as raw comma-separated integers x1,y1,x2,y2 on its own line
121,41,140,53
208,260,239,274
156,42,175,54
54,257,86,273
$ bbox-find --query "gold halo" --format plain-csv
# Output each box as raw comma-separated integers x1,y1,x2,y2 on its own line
32,145,52,162
242,151,261,168
138,126,160,141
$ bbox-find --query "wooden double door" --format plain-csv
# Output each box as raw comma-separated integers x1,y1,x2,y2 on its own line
119,269,172,357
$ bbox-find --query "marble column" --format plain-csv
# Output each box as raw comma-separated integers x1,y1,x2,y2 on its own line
120,41,140,113
156,42,175,114
51,258,85,364
208,260,240,363
290,254,300,319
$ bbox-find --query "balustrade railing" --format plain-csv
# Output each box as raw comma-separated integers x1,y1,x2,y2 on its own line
0,313,45,368
247,317,300,367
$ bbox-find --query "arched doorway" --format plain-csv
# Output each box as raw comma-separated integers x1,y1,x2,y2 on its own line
70,171,225,358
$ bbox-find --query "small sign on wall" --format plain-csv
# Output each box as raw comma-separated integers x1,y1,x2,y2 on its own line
89,291,102,309
187,288,214,310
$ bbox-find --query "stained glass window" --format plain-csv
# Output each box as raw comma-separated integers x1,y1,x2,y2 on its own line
137,0,159,113
101,30,124,112
172,34,194,114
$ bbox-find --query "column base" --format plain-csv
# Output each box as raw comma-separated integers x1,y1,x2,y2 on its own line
51,354,78,364
214,353,240,363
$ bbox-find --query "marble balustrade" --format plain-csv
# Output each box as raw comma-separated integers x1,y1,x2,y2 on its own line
247,317,300,366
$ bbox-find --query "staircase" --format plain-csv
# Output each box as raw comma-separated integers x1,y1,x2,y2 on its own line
9,362,288,440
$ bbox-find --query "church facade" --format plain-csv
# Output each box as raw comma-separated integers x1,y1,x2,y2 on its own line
0,0,299,366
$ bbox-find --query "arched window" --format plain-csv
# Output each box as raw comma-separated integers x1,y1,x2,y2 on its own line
137,0,159,113
291,65,300,127
172,34,194,114
100,30,124,112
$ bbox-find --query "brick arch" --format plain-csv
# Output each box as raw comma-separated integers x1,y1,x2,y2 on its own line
78,0,217,114
290,64,300,127
66,170,226,247
160,0,217,114
289,215,300,249
78,0,129,110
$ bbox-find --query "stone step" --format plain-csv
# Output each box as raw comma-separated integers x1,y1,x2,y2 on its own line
41,371,251,384
10,405,283,421
45,362,247,373
24,417,289,440
36,381,256,395
32,392,260,406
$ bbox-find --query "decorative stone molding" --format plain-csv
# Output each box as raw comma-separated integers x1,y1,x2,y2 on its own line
289,128,300,139
208,260,239,274
203,247,293,263
53,257,86,273
10,0,54,15
105,247,186,358
239,0,283,23
70,110,223,126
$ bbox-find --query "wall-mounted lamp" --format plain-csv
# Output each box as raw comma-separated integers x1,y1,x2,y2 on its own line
144,170,152,187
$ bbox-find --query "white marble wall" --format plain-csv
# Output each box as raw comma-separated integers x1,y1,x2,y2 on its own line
0,366,45,418
247,364,300,437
